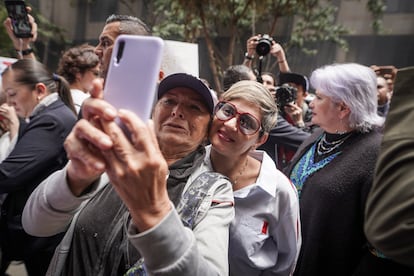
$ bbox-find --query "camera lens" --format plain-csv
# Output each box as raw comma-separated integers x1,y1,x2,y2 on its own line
255,35,272,56
275,85,297,109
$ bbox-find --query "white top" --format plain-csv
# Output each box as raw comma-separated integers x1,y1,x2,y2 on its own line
205,146,301,276
0,131,16,162
0,131,17,205
70,89,90,114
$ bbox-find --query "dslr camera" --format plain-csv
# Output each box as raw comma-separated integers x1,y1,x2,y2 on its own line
275,84,297,110
256,34,273,56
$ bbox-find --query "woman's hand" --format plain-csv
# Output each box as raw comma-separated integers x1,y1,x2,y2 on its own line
99,109,171,231
0,104,19,139
64,94,117,196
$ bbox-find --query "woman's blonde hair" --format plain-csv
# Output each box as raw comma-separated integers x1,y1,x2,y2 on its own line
220,80,278,133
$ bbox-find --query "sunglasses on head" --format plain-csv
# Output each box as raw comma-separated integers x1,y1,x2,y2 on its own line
214,101,262,135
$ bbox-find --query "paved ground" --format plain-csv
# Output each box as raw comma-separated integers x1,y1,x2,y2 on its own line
6,262,27,276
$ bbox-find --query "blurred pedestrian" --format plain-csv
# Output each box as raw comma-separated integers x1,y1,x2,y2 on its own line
286,63,410,275
0,59,76,275
365,66,414,271
57,44,100,113
376,75,391,117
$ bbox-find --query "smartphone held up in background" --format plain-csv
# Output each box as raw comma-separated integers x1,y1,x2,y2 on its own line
5,0,32,38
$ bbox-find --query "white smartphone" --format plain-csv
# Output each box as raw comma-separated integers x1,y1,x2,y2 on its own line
104,34,164,122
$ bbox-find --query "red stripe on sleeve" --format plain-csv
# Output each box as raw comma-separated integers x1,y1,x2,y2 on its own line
261,221,269,234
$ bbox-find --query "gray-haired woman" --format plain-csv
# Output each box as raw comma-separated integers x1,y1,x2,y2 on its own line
286,63,411,275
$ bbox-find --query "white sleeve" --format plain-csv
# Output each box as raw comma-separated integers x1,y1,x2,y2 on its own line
266,179,301,276
22,163,107,237
0,132,16,162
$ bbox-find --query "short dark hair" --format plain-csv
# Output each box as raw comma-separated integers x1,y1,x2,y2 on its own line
279,72,309,92
105,14,151,35
223,64,254,91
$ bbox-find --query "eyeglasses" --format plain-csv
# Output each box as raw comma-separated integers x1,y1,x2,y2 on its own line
214,101,262,135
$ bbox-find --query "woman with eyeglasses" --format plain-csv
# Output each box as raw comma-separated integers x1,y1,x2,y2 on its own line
206,80,301,275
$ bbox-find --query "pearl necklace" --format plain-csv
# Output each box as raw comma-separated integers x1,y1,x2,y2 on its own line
317,132,352,156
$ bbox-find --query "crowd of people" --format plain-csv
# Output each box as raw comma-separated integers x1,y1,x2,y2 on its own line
0,7,413,276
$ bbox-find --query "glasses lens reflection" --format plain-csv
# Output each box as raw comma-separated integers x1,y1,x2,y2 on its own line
214,102,261,135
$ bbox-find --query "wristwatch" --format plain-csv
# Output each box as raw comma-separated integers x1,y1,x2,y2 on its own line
244,52,254,60
16,47,34,56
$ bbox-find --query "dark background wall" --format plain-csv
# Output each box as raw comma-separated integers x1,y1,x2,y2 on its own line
25,0,414,89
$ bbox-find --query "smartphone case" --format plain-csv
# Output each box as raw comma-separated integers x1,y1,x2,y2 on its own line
5,0,32,38
104,35,164,121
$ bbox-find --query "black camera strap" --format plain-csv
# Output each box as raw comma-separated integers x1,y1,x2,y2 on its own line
256,56,264,83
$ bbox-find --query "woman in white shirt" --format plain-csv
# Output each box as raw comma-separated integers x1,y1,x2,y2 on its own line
207,80,301,275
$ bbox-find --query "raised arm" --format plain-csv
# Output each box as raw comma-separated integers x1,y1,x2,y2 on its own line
3,6,37,59
269,41,290,73
243,34,291,73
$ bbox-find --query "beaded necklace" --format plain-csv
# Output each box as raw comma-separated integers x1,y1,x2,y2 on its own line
317,132,353,156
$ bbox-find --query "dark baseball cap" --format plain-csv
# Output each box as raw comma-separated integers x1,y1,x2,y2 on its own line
158,73,214,114
279,72,309,92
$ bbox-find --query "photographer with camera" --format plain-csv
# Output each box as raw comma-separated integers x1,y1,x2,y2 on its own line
243,34,310,169
243,35,307,128
269,73,317,168
275,84,303,125
279,72,314,128
263,84,308,169
235,37,309,168
243,34,290,76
